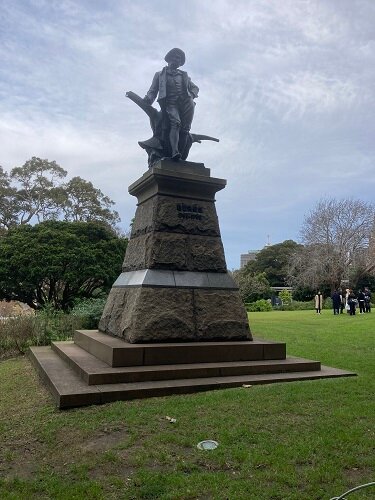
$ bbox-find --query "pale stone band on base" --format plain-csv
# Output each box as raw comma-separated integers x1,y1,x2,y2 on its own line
113,270,238,290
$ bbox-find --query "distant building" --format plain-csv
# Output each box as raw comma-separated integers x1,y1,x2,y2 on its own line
240,250,260,268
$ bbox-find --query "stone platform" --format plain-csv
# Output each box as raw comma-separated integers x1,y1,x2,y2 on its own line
29,330,355,409
29,159,356,408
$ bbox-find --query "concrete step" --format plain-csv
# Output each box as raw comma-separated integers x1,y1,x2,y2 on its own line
29,346,356,409
29,346,102,408
74,330,286,367
52,341,321,385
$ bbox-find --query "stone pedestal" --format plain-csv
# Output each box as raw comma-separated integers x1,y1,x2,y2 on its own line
99,159,252,343
30,160,355,409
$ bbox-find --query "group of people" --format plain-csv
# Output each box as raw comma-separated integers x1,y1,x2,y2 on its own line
314,288,372,316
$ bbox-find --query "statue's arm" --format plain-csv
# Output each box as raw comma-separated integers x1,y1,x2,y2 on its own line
188,77,199,99
144,72,160,105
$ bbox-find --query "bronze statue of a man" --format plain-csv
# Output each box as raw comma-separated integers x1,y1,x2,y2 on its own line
143,48,199,160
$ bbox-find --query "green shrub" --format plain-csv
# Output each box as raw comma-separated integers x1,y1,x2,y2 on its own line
0,308,84,360
279,290,293,305
246,299,273,312
0,316,34,359
36,306,82,343
70,297,107,329
323,297,332,310
277,297,332,311
275,300,315,311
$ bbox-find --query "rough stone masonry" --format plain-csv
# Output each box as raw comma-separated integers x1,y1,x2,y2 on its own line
99,159,252,343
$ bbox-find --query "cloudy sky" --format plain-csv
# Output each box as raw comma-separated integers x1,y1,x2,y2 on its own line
1,0,374,269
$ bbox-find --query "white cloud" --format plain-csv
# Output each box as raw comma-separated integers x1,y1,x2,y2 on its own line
262,72,359,119
0,0,374,268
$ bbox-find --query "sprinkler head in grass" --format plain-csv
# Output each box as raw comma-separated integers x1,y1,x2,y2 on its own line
197,440,218,450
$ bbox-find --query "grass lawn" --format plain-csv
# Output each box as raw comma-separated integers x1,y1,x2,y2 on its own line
0,310,374,499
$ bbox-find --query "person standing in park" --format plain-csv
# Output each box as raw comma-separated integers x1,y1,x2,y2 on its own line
331,290,342,315
348,289,357,316
345,288,351,313
357,289,366,314
340,289,346,313
315,291,323,314
143,48,199,160
364,288,372,313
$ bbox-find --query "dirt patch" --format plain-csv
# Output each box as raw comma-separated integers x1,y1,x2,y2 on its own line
81,429,129,453
0,437,44,479
0,459,37,480
89,463,137,480
344,466,373,483
0,352,24,362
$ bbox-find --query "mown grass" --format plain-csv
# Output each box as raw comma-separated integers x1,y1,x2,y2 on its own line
0,311,374,499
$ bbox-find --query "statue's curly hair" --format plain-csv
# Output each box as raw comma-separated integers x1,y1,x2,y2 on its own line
164,48,185,66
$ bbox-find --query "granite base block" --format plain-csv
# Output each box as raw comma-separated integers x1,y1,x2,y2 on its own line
130,195,221,238
123,232,226,272
99,286,251,343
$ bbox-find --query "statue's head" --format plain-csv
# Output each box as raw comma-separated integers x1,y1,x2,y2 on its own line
165,48,185,68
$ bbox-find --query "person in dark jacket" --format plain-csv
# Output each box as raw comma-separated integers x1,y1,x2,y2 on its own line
331,290,342,315
348,289,357,316
364,288,371,313
357,290,366,314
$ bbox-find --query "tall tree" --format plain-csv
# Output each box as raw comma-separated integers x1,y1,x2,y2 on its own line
0,157,120,229
0,221,127,310
0,166,17,229
10,157,67,225
232,268,271,303
250,240,302,287
288,198,375,291
62,176,120,227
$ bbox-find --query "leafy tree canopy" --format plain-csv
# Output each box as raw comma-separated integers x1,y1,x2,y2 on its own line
0,157,120,230
0,166,18,228
61,176,120,227
232,269,271,303
0,221,127,310
247,240,302,287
